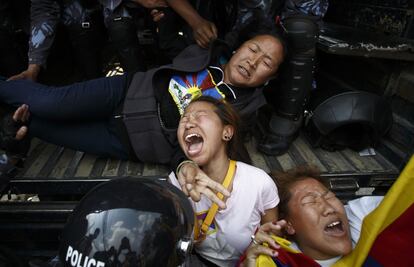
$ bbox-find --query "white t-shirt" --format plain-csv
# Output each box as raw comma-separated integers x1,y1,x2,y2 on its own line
169,161,279,267
291,196,384,267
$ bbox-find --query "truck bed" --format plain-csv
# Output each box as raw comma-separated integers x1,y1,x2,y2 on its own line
10,132,400,197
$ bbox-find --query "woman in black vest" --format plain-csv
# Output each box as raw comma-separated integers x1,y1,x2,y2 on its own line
0,19,285,172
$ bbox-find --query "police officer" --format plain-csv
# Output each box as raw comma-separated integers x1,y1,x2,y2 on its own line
258,0,329,155
100,0,169,73
8,0,105,82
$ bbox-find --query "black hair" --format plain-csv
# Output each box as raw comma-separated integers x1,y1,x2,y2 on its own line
271,165,329,218
224,10,288,60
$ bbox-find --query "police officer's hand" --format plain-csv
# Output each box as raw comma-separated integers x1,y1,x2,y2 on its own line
177,162,230,209
242,220,287,267
150,9,165,22
191,18,217,48
133,0,168,9
7,64,41,82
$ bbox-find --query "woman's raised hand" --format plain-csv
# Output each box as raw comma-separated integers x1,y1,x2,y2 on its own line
177,161,230,209
242,220,287,267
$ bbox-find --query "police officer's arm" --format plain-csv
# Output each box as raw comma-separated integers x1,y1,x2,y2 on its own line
164,0,217,48
8,0,60,81
132,0,168,9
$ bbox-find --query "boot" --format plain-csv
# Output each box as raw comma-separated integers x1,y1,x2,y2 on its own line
258,15,318,155
258,114,303,155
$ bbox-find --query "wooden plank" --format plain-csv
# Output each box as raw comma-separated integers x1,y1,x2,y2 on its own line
64,151,85,178
275,153,297,171
22,143,57,178
89,158,108,178
27,138,41,154
372,152,398,173
19,141,47,176
74,154,97,177
293,136,327,172
340,149,384,172
263,155,283,172
142,163,169,176
117,160,129,177
312,148,356,173
37,146,65,177
245,139,270,173
101,159,121,177
125,161,143,176
49,149,76,178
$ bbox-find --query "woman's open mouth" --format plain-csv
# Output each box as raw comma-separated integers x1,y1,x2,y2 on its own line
184,133,204,157
324,220,346,237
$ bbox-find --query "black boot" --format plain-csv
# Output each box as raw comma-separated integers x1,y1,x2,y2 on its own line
258,15,318,155
258,114,303,155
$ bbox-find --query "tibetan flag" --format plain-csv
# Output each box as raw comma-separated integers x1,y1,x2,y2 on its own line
255,236,321,267
168,69,225,115
333,155,414,267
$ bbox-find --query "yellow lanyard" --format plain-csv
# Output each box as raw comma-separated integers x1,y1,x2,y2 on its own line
193,160,236,242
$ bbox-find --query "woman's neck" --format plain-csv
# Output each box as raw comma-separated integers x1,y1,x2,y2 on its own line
201,153,231,184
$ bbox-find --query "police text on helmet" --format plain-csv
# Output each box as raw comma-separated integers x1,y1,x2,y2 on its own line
65,246,105,267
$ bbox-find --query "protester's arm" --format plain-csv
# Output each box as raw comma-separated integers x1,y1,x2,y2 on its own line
8,0,60,81
261,207,278,224
165,0,217,48
240,221,287,267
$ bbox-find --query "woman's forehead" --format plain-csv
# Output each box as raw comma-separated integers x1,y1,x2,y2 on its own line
291,178,328,197
185,101,214,112
248,34,280,45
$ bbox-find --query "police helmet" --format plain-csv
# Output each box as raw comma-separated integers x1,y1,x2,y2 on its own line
305,88,393,151
59,177,194,267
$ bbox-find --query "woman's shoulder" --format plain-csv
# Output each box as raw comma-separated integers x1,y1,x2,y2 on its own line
236,161,272,180
236,161,266,171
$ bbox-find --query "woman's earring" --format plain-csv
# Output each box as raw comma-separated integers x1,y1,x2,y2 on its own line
224,135,231,141
232,50,236,55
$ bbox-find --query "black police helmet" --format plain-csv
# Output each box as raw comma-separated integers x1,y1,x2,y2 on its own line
305,88,392,151
59,177,194,267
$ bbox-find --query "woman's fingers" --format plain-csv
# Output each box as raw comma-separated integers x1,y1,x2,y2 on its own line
196,184,226,209
197,173,230,197
247,244,278,258
254,231,280,250
187,183,201,202
15,126,28,141
260,220,287,236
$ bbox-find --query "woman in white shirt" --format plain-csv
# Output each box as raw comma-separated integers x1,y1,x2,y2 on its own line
169,96,279,267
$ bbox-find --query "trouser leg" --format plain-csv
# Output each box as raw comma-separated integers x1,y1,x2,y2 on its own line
0,75,126,120
258,16,318,155
30,116,129,159
0,75,128,158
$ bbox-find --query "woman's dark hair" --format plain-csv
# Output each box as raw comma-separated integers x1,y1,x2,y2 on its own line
189,96,251,164
271,165,329,218
225,10,288,60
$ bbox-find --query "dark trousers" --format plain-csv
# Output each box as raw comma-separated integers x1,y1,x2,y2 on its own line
0,75,129,159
